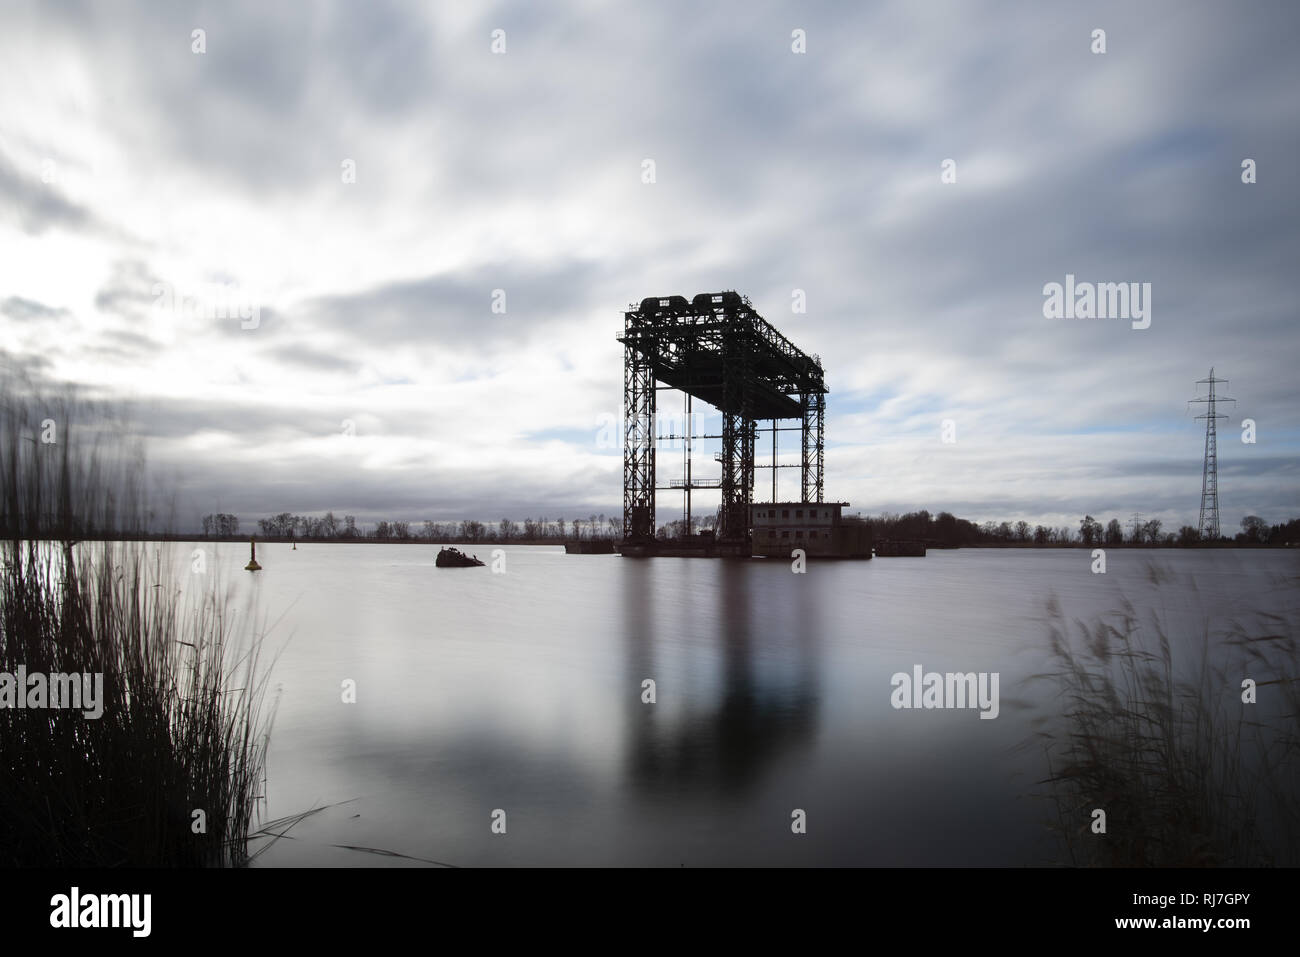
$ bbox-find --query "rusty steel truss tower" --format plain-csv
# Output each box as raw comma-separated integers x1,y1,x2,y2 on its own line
619,291,827,546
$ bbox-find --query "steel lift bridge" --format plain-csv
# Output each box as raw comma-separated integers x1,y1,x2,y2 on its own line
619,291,827,549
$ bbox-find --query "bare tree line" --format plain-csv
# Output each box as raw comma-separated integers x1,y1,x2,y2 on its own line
853,511,1299,547
205,511,623,543
202,508,1300,546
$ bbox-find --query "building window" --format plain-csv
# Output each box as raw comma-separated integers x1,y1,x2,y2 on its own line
809,531,817,539
769,509,775,518
781,530,790,538
768,530,775,538
782,509,789,518
795,509,803,518
796,531,803,539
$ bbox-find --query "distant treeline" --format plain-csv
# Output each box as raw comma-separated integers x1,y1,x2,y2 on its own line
195,509,1300,547
859,510,1300,547
202,511,622,543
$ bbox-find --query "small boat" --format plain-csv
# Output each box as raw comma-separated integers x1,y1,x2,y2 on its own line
436,546,485,568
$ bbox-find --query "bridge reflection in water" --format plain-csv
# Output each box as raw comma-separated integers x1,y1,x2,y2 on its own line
621,559,821,798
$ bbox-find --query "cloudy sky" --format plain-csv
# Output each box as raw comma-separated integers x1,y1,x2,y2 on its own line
2,0,1297,533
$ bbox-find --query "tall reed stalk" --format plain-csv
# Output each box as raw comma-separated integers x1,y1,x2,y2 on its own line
1033,566,1300,866
0,373,276,866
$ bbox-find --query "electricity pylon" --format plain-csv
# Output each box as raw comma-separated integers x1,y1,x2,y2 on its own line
1188,368,1234,541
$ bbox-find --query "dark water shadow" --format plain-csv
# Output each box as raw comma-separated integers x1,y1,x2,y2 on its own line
621,558,821,798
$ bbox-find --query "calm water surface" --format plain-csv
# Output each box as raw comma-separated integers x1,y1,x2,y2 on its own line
177,544,1298,866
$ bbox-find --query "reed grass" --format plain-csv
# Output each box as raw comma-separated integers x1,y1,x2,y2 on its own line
0,373,276,866
1032,565,1300,866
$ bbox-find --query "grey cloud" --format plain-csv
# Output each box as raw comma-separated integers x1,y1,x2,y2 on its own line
1,296,70,321
0,149,96,235
299,258,613,351
262,343,363,375
0,349,53,377
93,259,162,319
20,0,442,197
85,329,166,362
3,0,1298,530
